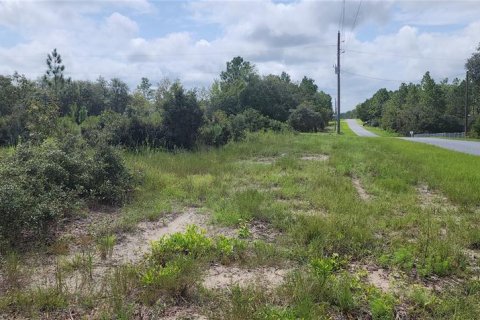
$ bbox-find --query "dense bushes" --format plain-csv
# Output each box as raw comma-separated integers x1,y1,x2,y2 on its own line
199,109,290,146
288,106,325,132
0,136,133,244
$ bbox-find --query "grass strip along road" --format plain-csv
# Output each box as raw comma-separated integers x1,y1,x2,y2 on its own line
346,119,480,156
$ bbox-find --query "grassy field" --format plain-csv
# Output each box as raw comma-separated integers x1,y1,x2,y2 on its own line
1,132,480,319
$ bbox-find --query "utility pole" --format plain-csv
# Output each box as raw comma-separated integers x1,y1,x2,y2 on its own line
336,30,341,134
465,71,469,136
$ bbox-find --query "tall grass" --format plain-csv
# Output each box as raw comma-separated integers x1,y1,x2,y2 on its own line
2,131,480,318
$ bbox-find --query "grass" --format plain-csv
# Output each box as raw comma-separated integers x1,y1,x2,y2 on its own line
354,119,401,137
1,131,480,318
340,119,356,136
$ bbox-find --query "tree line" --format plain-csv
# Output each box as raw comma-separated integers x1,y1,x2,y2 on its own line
0,50,332,244
0,52,333,149
348,44,480,136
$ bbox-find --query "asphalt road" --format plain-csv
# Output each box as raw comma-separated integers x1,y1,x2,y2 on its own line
345,119,480,156
345,119,378,137
401,137,480,156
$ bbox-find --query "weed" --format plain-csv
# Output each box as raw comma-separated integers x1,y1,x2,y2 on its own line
237,219,251,238
141,255,201,301
3,251,23,289
61,251,94,279
97,234,117,260
369,294,395,320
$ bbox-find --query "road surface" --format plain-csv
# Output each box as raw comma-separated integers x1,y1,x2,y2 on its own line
346,119,480,156
345,119,378,137
401,137,480,156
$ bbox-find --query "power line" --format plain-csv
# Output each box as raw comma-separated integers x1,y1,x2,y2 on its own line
344,0,363,51
344,49,463,62
337,0,345,33
343,69,467,84
351,0,363,34
342,70,412,83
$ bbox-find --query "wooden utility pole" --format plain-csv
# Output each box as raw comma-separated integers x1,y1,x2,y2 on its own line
465,71,469,136
336,31,341,134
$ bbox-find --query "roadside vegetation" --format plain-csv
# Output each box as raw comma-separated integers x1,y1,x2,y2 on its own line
1,132,479,319
1,49,479,319
345,44,480,138
355,119,400,137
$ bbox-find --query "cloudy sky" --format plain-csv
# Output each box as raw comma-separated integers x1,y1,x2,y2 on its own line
0,0,479,111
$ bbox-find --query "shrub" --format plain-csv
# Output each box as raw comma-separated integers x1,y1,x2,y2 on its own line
0,136,133,244
87,143,133,204
199,110,232,146
288,106,325,132
369,294,395,320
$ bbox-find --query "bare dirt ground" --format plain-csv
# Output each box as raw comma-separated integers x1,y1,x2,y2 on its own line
300,154,329,161
352,176,371,201
416,184,457,212
203,264,291,290
6,206,284,296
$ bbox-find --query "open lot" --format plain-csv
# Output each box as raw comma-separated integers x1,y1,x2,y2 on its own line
1,132,480,319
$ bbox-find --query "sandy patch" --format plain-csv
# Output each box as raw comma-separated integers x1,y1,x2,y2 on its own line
351,263,393,293
249,220,280,242
416,184,456,211
22,209,217,291
159,306,207,320
112,209,209,264
300,154,329,161
352,176,371,201
238,157,277,165
367,269,391,292
203,264,290,290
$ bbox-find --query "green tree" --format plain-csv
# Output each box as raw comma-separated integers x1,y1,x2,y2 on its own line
220,56,256,84
108,78,130,113
466,44,480,116
43,48,66,96
137,77,154,101
161,82,203,149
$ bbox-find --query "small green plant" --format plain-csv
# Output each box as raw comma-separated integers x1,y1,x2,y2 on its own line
3,252,23,289
330,273,358,312
215,235,247,263
97,234,117,260
141,256,200,299
61,252,93,278
237,219,251,239
369,294,395,320
380,247,414,271
408,285,436,309
149,225,213,265
148,225,246,266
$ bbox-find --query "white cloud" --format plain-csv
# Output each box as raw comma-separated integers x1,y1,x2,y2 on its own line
0,0,479,110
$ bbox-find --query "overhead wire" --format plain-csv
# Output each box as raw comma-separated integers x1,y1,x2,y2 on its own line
344,49,463,62
343,0,362,52
342,70,467,84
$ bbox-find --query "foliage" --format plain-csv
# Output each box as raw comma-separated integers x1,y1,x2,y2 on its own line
161,82,204,149
355,69,473,135
43,48,66,96
209,57,332,124
0,136,133,244
288,105,325,132
148,225,246,265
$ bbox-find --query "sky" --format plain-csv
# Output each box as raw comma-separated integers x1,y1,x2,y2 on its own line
0,0,479,111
